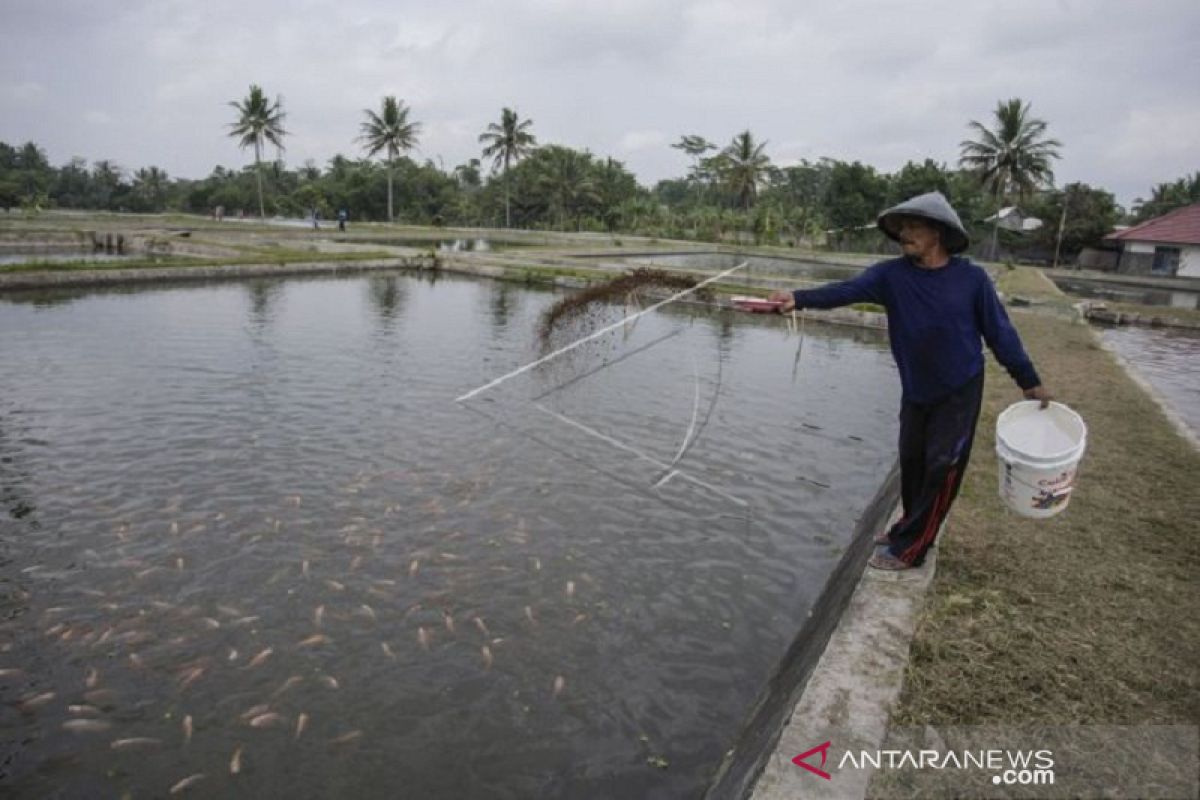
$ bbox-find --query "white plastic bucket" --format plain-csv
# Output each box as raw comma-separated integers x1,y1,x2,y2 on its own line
995,401,1087,518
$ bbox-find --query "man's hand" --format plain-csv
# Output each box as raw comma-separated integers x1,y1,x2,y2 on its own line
1024,385,1052,409
767,290,796,313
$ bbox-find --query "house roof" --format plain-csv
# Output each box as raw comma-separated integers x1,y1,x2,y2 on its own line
1106,202,1200,246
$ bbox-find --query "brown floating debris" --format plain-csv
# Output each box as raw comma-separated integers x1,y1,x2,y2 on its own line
169,773,206,794
538,267,708,343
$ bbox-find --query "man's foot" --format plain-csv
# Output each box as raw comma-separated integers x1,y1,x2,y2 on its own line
873,530,891,545
868,550,914,571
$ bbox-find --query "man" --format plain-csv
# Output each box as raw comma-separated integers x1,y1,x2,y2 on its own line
768,191,1050,571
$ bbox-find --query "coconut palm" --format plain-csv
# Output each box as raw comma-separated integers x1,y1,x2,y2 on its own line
718,130,771,210
479,108,537,227
358,96,422,223
959,98,1061,257
227,85,287,219
535,146,597,230
132,166,169,212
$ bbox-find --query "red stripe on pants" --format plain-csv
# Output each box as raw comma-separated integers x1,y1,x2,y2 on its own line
899,466,958,564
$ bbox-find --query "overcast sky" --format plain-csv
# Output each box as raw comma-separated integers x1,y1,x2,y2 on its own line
2,0,1197,208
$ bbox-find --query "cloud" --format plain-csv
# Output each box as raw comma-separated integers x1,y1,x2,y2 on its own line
0,0,1196,206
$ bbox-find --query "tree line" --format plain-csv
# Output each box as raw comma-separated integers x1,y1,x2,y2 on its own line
2,91,1196,261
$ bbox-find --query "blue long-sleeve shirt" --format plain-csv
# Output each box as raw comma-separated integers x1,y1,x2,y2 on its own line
794,256,1040,404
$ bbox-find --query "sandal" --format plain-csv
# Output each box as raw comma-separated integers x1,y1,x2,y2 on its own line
868,550,914,571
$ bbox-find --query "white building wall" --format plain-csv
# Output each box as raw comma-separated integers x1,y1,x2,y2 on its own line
1177,245,1200,278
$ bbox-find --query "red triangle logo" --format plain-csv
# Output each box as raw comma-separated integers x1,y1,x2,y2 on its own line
792,740,833,780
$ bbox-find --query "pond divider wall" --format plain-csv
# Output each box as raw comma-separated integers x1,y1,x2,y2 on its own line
702,463,901,800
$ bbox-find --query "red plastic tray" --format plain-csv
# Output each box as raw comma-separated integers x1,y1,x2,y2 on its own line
732,296,786,313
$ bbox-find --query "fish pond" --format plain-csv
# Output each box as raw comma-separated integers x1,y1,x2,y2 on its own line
1100,325,1200,436
0,270,898,798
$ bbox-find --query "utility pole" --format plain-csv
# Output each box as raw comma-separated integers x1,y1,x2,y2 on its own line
1052,184,1071,271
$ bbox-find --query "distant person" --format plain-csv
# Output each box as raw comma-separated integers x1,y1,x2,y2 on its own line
311,208,320,230
337,208,348,232
767,192,1051,571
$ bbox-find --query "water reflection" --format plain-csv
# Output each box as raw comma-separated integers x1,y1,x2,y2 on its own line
365,275,407,332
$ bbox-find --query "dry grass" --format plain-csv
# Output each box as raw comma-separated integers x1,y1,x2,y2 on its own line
995,265,1066,299
890,310,1200,726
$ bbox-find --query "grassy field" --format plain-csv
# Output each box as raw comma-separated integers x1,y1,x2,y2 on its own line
890,307,1200,726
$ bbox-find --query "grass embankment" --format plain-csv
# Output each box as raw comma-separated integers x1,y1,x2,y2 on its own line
890,308,1200,726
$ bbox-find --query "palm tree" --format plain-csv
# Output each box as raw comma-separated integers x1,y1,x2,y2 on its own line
133,166,169,212
358,96,422,223
959,98,1061,258
718,130,771,210
479,108,537,227
535,147,597,230
227,85,287,219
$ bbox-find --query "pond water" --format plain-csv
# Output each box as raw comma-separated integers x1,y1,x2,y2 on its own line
1100,325,1200,435
345,238,527,252
0,271,898,798
626,252,864,286
1054,278,1200,310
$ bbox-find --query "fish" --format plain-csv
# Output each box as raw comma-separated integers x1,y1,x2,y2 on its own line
68,704,102,716
330,730,362,745
358,604,376,621
245,648,273,669
230,746,243,775
216,605,242,618
408,559,420,577
349,556,362,571
319,675,340,690
200,617,221,630
301,559,310,578
170,521,179,535
84,689,117,706
128,653,145,670
571,613,588,626
324,580,345,592
45,623,66,637
227,648,239,662
182,714,193,744
297,634,330,648
63,718,112,733
565,581,576,598
417,627,430,651
532,557,542,572
249,712,286,728
19,691,56,712
381,642,396,660
286,495,302,507
442,612,455,633
295,713,309,739
0,668,24,679
272,675,303,698
553,675,566,698
232,615,260,627
178,666,205,690
169,774,206,794
313,605,325,628
111,737,161,750
473,617,490,637
238,705,270,722
481,645,493,670
176,557,185,571
524,606,537,625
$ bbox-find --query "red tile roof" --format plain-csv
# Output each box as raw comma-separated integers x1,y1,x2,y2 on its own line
1107,202,1200,245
